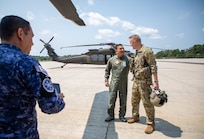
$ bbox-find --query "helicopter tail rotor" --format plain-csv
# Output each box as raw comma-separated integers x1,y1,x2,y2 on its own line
40,39,46,44
48,36,54,44
40,47,46,53
40,36,54,53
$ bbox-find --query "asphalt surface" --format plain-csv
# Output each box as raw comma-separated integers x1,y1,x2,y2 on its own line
37,58,204,139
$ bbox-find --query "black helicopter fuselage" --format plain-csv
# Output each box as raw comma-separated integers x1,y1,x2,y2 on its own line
41,42,115,67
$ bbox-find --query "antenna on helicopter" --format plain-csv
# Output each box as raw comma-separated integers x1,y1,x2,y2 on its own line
40,36,55,53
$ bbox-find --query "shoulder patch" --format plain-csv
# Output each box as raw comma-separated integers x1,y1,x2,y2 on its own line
42,78,54,92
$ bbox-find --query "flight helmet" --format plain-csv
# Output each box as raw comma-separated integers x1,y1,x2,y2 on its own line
150,86,168,107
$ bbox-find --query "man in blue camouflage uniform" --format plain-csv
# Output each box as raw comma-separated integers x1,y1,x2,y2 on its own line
0,15,65,139
104,44,131,122
128,34,159,134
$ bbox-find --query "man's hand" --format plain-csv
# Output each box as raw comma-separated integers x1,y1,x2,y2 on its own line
60,93,65,98
153,82,159,90
105,82,109,87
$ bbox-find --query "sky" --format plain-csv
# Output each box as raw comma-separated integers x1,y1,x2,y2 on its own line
0,0,204,56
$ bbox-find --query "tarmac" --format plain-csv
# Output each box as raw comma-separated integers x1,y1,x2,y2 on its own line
37,58,204,139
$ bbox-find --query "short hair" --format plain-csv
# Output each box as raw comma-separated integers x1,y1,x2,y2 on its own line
129,34,141,42
115,44,123,49
0,15,30,41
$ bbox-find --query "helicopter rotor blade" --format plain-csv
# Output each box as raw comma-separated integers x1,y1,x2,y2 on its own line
60,44,105,49
122,44,131,46
39,39,47,53
103,43,116,46
151,47,168,50
48,36,54,44
40,39,46,44
117,44,168,51
60,43,117,49
40,47,46,53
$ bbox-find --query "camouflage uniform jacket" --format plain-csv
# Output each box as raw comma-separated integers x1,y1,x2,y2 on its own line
0,44,65,139
131,45,157,82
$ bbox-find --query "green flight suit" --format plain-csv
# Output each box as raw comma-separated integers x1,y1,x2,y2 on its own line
131,45,157,124
105,55,130,118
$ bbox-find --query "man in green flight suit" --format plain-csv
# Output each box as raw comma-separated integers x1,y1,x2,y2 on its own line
104,44,131,122
128,34,159,134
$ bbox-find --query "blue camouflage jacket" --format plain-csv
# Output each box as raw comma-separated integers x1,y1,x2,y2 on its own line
0,44,65,139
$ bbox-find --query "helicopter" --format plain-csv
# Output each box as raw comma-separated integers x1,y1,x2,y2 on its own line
49,0,85,26
39,36,134,68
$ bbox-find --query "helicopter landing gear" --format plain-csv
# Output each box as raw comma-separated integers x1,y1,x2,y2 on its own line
61,63,68,68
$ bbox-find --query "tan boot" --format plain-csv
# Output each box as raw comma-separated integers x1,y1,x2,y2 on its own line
127,116,139,124
144,124,154,134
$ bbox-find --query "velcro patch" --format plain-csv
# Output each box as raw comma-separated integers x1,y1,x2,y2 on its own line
42,78,54,93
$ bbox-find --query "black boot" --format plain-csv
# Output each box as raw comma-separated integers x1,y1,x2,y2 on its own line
105,116,114,122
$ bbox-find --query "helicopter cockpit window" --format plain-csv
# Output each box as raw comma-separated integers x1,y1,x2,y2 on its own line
106,55,112,61
91,54,97,61
98,54,104,61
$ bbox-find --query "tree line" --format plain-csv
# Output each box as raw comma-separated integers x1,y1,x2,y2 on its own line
32,56,51,61
155,44,204,59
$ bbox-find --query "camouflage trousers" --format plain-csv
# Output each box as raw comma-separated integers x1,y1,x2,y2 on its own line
131,79,155,124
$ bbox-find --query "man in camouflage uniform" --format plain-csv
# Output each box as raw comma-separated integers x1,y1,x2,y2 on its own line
104,44,130,122
128,34,159,134
0,15,65,138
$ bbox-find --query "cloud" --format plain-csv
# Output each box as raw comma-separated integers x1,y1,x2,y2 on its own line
130,26,164,39
83,12,106,26
202,28,204,32
83,12,120,26
95,29,121,39
176,33,185,38
39,30,58,37
149,34,165,39
27,11,35,21
41,16,56,22
121,21,135,30
82,12,165,40
88,0,94,5
108,17,121,26
40,30,51,35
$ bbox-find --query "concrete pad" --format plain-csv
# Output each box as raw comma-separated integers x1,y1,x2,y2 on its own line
37,58,204,139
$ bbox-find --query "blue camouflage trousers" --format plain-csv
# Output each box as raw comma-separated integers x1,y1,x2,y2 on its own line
131,79,155,124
